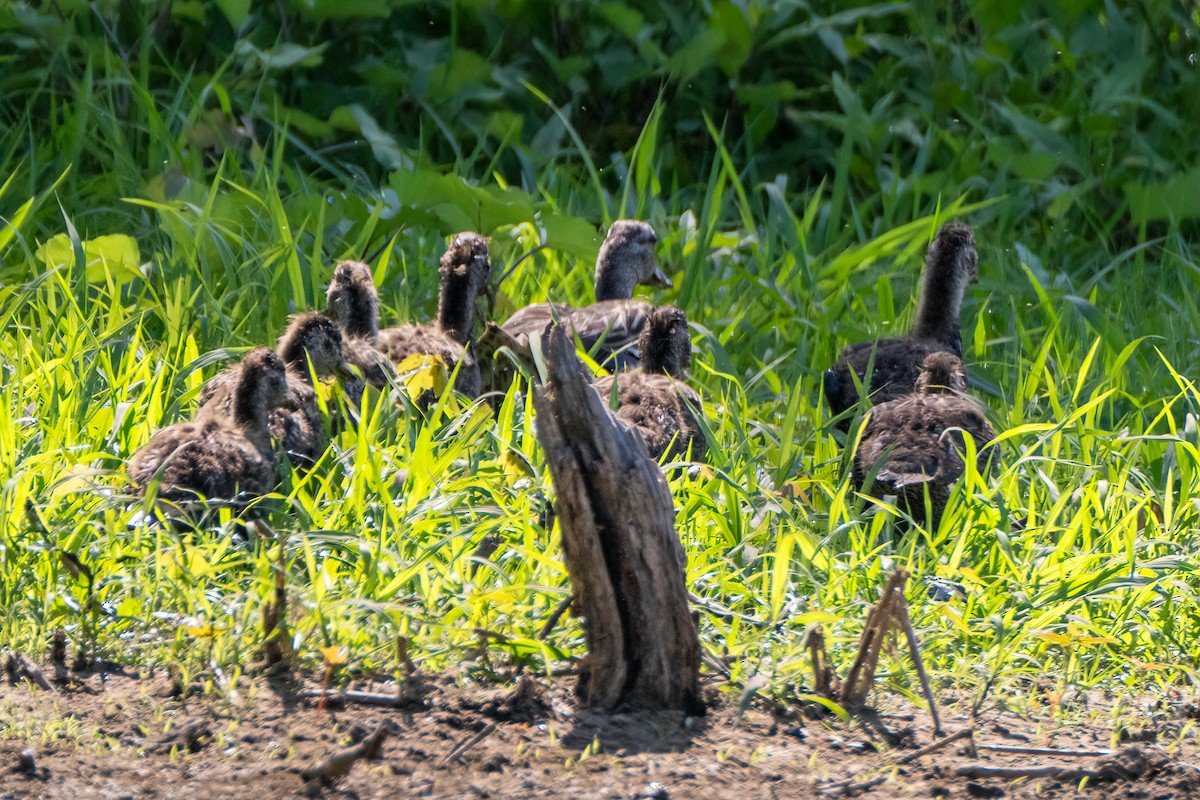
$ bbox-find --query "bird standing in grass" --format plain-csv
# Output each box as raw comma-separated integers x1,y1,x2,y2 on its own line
376,232,491,399
129,348,297,504
502,220,669,370
591,305,706,462
852,351,995,526
825,222,979,429
198,312,348,468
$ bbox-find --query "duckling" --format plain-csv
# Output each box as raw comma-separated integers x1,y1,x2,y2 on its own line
129,348,297,504
824,222,978,429
502,220,670,370
375,233,491,398
325,259,396,396
852,352,995,526
198,312,347,467
590,305,706,462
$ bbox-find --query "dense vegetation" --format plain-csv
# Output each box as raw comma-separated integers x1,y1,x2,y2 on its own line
3,0,1200,713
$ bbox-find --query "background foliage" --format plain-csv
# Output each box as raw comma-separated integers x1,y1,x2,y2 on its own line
3,0,1200,709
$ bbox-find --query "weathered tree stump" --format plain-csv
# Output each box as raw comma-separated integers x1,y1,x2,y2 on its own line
533,325,702,713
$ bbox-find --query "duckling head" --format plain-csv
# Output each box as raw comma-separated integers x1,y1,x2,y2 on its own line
638,305,691,379
441,232,490,283
234,348,299,426
277,311,347,378
594,220,670,301
929,222,979,285
326,260,379,339
915,351,967,394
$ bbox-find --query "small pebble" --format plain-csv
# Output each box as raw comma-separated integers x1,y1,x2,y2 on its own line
17,747,36,773
635,783,668,800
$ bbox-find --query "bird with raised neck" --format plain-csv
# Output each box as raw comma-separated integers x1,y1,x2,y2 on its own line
375,233,491,399
198,312,348,467
591,305,706,462
325,259,395,397
825,222,979,429
502,220,670,370
129,348,298,504
853,351,995,526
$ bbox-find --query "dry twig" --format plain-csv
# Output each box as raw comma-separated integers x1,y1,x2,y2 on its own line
443,723,496,765
302,724,393,789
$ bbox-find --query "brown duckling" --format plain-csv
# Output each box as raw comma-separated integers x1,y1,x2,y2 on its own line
375,233,490,399
325,259,396,396
129,348,297,503
591,305,706,462
198,312,347,467
824,222,979,429
852,351,995,526
502,220,669,370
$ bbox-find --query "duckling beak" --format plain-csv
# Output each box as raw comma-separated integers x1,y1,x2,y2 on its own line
336,364,359,381
281,387,300,411
649,265,673,288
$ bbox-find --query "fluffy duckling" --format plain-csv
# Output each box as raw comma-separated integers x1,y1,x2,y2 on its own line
325,259,396,395
591,305,706,462
129,348,297,503
502,220,669,370
198,312,347,466
375,233,491,398
824,222,978,428
853,352,995,526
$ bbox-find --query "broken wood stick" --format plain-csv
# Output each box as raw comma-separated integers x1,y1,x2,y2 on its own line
443,722,496,765
533,324,701,713
893,581,942,737
302,723,392,788
806,626,840,698
896,727,973,764
840,571,908,708
954,764,1098,780
301,689,410,708
537,595,574,640
976,744,1111,757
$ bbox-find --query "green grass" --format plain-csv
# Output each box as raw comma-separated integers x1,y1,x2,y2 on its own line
3,2,1200,721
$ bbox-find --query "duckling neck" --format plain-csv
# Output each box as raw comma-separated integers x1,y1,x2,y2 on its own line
640,342,685,378
232,376,270,431
437,269,480,345
594,263,636,301
276,338,310,376
346,293,379,340
912,269,966,346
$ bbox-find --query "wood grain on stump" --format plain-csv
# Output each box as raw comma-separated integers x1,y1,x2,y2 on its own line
533,325,702,713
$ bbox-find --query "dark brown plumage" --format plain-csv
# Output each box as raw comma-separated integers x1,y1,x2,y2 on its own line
129,348,297,503
198,312,346,466
825,222,979,429
502,220,669,370
325,259,396,397
376,233,490,398
591,305,706,462
852,352,996,526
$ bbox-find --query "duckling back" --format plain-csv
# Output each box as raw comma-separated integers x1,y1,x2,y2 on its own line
129,417,279,503
589,306,705,462
592,372,705,462
130,348,294,504
852,353,994,526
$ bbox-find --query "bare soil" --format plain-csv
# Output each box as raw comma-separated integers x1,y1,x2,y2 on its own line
1,663,1197,799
